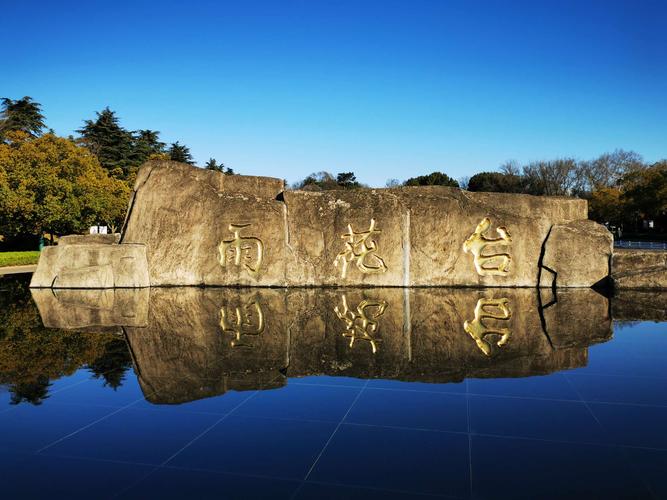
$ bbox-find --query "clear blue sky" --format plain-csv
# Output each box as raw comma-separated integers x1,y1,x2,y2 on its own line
2,0,665,186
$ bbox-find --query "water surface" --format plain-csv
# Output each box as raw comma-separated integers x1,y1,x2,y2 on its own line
1,275,666,499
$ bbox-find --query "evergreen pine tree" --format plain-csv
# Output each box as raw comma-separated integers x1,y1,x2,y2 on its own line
77,107,134,178
169,141,194,164
205,157,221,171
132,129,165,164
205,158,235,174
0,96,46,140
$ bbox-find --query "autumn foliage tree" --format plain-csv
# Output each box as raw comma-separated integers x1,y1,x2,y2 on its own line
621,161,667,227
0,132,130,239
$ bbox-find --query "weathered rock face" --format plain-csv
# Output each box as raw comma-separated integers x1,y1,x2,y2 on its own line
33,286,614,404
284,190,409,286
284,188,587,287
612,249,667,289
389,187,588,287
58,160,611,288
30,237,149,289
541,220,613,287
59,233,121,245
121,161,287,286
31,161,621,288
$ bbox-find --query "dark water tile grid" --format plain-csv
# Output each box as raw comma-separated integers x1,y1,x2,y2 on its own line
0,320,665,499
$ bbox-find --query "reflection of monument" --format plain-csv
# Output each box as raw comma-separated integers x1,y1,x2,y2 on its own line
334,295,387,354
220,300,265,348
32,286,615,405
463,298,512,356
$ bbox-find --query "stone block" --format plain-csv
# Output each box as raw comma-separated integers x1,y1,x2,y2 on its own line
30,243,149,288
39,161,620,288
612,249,667,289
541,220,613,287
284,191,408,286
389,187,575,287
285,186,589,287
122,161,287,286
59,233,121,245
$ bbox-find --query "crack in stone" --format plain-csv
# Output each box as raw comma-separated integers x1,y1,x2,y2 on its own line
120,162,158,242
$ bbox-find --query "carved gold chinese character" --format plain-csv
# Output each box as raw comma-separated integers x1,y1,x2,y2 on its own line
218,223,264,278
219,300,265,348
334,295,387,354
334,219,388,278
463,217,512,276
463,298,512,356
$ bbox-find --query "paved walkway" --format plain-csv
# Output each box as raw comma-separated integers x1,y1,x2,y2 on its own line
0,265,37,275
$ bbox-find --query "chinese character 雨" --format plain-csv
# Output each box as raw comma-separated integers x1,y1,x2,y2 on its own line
463,217,512,276
218,223,264,278
334,218,388,278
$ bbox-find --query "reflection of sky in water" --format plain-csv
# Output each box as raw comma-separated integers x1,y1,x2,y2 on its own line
1,274,666,499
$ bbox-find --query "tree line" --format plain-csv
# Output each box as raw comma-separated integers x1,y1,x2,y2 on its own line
0,96,231,247
293,152,666,236
1,95,665,247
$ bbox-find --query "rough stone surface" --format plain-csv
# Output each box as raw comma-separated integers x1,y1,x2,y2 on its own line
283,185,590,287
38,161,618,288
121,160,287,286
30,243,149,288
390,187,586,287
32,287,614,404
284,190,408,286
612,249,667,289
59,233,121,245
541,220,613,287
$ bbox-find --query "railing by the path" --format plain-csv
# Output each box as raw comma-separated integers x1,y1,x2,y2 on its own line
615,240,667,250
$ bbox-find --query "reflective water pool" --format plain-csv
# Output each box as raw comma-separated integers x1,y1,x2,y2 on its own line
1,275,666,499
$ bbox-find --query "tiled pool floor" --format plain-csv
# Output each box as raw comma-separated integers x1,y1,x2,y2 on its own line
1,278,665,498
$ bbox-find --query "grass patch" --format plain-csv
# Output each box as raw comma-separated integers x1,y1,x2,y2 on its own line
0,251,41,268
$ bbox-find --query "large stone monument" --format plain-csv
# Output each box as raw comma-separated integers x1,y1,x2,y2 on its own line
31,160,624,289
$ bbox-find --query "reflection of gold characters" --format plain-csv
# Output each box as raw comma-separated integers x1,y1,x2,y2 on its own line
463,217,512,276
334,295,387,354
218,223,264,278
464,298,512,356
220,301,265,348
334,219,388,278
